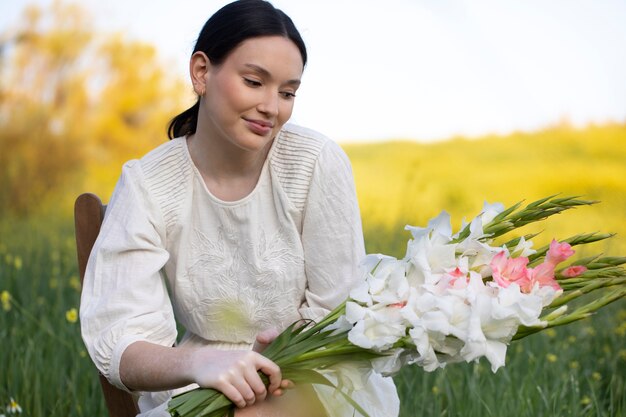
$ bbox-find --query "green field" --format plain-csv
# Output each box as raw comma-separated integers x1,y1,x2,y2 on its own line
1,123,625,416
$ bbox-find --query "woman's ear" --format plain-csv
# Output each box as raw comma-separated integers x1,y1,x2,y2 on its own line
190,51,211,96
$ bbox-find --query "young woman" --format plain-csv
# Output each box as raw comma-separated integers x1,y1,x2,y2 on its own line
80,1,399,416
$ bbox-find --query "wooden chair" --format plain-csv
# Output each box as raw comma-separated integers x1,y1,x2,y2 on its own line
74,193,140,417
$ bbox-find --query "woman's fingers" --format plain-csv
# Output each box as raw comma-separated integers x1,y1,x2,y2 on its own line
256,355,282,393
252,328,279,353
217,380,248,409
243,364,269,402
230,374,258,407
271,378,295,397
281,379,295,389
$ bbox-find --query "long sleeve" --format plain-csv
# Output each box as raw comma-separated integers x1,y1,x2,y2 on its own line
299,140,365,321
80,160,177,391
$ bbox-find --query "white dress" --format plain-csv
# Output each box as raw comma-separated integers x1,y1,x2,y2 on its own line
80,124,399,417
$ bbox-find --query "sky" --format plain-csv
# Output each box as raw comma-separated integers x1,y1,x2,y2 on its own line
2,0,626,143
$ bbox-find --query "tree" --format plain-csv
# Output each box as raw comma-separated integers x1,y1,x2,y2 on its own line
0,1,189,216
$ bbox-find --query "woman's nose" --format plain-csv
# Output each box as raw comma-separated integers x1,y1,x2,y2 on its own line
257,90,279,117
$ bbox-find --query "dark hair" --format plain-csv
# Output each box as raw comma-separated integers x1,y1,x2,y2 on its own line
167,0,307,139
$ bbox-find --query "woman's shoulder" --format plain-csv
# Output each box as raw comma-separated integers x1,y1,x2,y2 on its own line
269,124,351,210
118,138,193,228
120,137,193,186
138,137,189,172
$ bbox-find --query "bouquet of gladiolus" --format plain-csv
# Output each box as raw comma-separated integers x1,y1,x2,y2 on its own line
169,195,626,417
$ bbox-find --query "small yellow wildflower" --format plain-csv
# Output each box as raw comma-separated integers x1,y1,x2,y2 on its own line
569,361,579,370
432,386,440,395
615,322,626,337
49,278,58,289
544,328,557,338
65,308,78,324
546,353,558,363
13,256,22,270
567,335,576,344
7,397,22,413
69,276,81,291
619,349,626,361
580,396,591,406
1,291,10,312
592,372,602,382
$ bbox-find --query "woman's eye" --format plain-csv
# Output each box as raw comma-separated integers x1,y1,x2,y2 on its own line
280,91,296,99
243,78,262,87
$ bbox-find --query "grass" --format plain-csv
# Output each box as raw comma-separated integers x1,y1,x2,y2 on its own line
1,123,625,416
0,217,103,416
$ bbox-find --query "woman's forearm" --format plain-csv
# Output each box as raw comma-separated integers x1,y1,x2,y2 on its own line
119,341,196,391
119,340,283,409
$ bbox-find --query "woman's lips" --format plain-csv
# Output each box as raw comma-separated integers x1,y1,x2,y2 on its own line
244,118,274,135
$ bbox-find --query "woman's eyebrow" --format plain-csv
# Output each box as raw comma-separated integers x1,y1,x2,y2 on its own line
244,63,301,86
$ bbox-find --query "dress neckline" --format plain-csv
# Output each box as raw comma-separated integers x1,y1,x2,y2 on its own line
179,131,280,207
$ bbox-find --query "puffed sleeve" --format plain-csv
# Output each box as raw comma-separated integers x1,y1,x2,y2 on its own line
80,160,177,392
299,140,365,321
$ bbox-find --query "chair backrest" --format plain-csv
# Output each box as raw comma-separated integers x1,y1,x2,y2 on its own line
74,193,140,417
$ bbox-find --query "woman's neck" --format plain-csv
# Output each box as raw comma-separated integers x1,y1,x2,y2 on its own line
186,130,273,201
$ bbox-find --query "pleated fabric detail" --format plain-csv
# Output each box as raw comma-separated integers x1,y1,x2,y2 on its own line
140,138,192,234
270,126,328,211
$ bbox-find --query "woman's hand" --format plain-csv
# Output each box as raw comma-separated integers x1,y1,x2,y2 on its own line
252,328,295,397
189,348,282,408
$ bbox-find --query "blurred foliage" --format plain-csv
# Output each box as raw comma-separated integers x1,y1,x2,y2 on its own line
0,1,190,217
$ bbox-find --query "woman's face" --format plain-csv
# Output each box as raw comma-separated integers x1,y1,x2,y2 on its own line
200,36,304,153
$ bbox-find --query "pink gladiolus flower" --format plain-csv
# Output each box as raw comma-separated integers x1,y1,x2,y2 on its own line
545,239,575,266
490,251,531,290
388,301,408,308
447,267,468,286
561,265,588,278
528,262,562,291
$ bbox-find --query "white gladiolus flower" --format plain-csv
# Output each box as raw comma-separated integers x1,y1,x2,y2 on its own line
460,289,518,372
531,284,562,307
405,211,452,242
480,201,505,225
324,314,353,335
511,236,537,257
350,280,373,306
408,325,441,371
322,362,372,392
493,284,544,327
368,259,409,306
371,348,418,376
346,302,407,351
